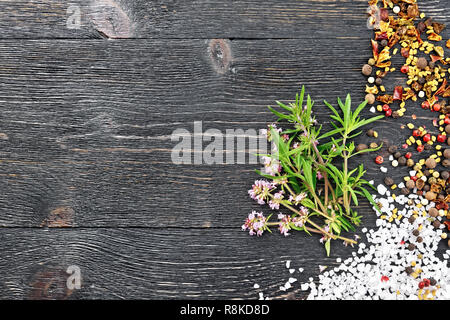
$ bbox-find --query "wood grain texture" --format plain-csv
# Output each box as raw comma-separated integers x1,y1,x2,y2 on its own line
0,38,441,228
0,227,384,299
0,0,449,300
0,0,448,39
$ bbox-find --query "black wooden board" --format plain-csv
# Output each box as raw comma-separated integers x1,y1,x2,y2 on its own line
0,0,448,299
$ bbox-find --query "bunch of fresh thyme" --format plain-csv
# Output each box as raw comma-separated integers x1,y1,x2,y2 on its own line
243,86,384,255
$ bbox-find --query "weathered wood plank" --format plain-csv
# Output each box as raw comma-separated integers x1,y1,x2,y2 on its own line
0,38,448,227
0,0,448,39
0,227,381,299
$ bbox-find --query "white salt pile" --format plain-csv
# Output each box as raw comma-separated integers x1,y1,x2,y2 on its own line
305,189,450,300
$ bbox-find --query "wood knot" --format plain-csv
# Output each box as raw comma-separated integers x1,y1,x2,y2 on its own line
42,206,74,228
29,266,74,300
88,0,134,38
208,39,232,75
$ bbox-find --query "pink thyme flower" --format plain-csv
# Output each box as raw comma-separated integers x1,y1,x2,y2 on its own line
319,225,330,244
288,192,307,205
316,171,323,180
282,134,289,142
292,142,300,149
292,215,306,228
242,211,268,236
278,213,292,236
268,190,284,210
248,180,274,205
262,156,281,176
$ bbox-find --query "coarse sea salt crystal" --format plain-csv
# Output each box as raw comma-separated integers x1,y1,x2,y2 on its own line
254,283,260,289
286,260,291,269
380,167,387,173
370,106,376,113
289,268,295,274
377,184,387,195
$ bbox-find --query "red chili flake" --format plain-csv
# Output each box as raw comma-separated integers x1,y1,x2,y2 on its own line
375,156,384,164
405,152,412,159
437,134,446,143
401,47,410,58
423,134,431,142
433,104,441,112
417,145,424,152
393,86,403,101
401,65,409,73
430,55,442,63
400,240,405,245
381,276,389,282
445,117,450,125
371,39,379,61
411,176,418,182
433,119,439,127
444,221,450,231
375,32,389,41
422,101,430,109
380,8,389,22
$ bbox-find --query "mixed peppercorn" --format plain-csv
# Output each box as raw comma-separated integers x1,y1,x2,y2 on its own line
364,0,449,299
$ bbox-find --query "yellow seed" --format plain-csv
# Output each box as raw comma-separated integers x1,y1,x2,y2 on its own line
393,48,398,55
436,145,442,150
377,105,383,112
441,233,447,239
409,136,416,143
373,131,378,138
431,154,437,159
417,140,422,146
404,176,410,181
407,123,414,129
433,171,440,178
437,151,442,156
380,85,386,92
418,224,423,231
406,140,412,146
420,13,425,18
419,159,425,165
411,261,416,267
391,184,397,190
418,254,423,259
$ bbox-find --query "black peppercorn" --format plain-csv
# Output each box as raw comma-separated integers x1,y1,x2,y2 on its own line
388,145,398,153
405,266,413,274
417,236,423,243
412,229,420,236
384,177,394,186
398,156,407,166
401,187,410,195
408,216,415,224
394,151,402,159
433,220,441,228
408,243,416,251
441,171,449,180
430,278,437,286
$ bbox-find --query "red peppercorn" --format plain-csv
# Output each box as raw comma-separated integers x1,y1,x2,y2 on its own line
423,133,431,142
421,101,430,109
444,116,450,125
419,281,425,289
381,275,389,282
411,176,418,182
375,156,384,164
382,104,390,112
437,134,446,143
405,152,412,159
385,108,392,117
417,145,424,152
433,104,441,112
401,65,409,73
